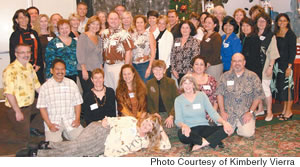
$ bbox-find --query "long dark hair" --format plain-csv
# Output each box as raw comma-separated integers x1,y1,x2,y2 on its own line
274,13,291,34
254,12,272,35
239,17,255,40
12,9,31,31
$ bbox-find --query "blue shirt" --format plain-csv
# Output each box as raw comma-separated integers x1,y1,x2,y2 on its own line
221,33,242,71
45,37,78,78
175,91,220,128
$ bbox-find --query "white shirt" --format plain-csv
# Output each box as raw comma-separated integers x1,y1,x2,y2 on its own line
78,17,89,33
37,77,83,131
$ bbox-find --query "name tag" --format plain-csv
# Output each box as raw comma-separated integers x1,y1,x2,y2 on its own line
47,37,53,41
205,38,211,42
129,92,135,98
203,85,211,90
193,103,201,110
223,42,229,48
74,37,78,41
30,34,35,39
90,103,98,110
259,36,266,41
110,41,117,46
174,42,180,47
56,42,64,48
227,80,234,86
60,86,69,92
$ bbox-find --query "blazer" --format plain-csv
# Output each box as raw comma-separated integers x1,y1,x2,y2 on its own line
157,30,174,68
146,76,178,117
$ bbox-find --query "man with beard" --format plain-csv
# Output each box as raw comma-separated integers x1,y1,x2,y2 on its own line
216,53,264,138
37,59,83,142
3,44,44,146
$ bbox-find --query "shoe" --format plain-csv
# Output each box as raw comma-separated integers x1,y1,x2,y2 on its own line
277,114,284,118
265,114,273,121
217,142,225,148
38,141,51,150
187,144,194,153
30,128,45,137
279,115,293,121
16,148,37,157
255,110,265,116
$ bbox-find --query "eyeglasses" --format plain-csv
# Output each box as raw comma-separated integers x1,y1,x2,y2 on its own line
16,51,31,54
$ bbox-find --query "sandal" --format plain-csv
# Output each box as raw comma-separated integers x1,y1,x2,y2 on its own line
279,115,293,121
277,114,284,118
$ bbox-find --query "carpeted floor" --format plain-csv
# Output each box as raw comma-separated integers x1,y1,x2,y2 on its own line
0,102,299,157
125,118,300,157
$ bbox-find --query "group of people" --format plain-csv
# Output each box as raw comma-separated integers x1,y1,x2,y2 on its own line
3,2,297,157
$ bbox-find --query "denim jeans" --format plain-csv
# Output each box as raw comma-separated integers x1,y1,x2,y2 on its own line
133,61,153,83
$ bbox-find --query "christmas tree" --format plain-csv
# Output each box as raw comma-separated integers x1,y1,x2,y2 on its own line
169,0,192,20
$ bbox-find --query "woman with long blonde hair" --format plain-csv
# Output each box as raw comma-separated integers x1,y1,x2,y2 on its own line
21,114,171,157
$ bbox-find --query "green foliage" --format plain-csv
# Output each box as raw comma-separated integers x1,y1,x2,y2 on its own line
169,0,192,20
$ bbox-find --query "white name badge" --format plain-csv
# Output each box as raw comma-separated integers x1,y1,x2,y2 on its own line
174,42,180,47
56,42,64,48
193,103,201,110
223,42,229,48
47,37,53,41
227,80,234,86
129,92,135,98
205,38,211,42
60,86,69,92
260,36,266,41
30,34,35,39
203,85,211,90
74,37,78,41
90,103,98,110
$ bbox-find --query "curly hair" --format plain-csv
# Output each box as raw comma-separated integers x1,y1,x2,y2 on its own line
116,64,147,117
137,113,162,151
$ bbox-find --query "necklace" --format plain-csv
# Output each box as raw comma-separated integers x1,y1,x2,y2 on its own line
93,91,106,107
93,86,105,92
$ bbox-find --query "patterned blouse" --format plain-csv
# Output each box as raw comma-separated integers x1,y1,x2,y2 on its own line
45,37,78,78
170,36,200,74
196,74,217,105
131,31,151,64
104,116,171,157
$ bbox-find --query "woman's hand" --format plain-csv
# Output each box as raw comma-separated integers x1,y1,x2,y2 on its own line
164,115,174,128
172,70,179,79
223,121,233,136
82,70,89,80
48,123,59,132
285,67,292,77
266,66,273,77
101,117,108,128
145,67,151,79
181,124,191,137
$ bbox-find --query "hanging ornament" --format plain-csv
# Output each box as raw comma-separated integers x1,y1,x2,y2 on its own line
180,5,187,12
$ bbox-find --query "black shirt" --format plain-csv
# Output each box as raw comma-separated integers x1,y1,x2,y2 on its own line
83,87,116,125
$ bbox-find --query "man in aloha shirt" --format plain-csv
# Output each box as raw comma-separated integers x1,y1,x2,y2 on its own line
102,11,134,91
216,53,265,138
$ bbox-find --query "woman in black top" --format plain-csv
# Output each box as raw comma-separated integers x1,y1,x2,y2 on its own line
272,13,296,120
240,17,262,80
9,9,44,83
83,68,116,125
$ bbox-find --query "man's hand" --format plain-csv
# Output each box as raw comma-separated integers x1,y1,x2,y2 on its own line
71,119,80,128
243,112,253,124
48,123,60,132
15,111,24,121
